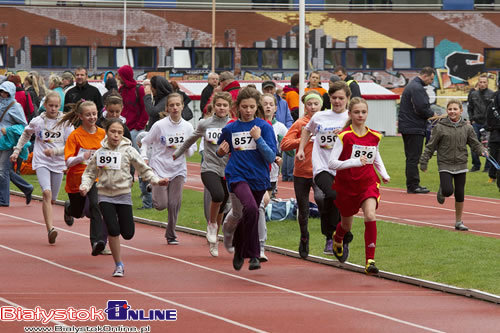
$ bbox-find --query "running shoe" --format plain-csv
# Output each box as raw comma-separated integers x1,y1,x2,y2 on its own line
63,201,74,226
259,249,268,263
248,258,261,270
209,241,219,257
25,189,33,205
206,222,218,244
222,222,235,253
112,265,124,277
233,252,244,271
48,228,58,244
365,259,379,275
91,240,105,256
437,186,445,204
167,238,179,245
298,233,309,259
100,246,112,255
332,239,345,263
455,221,469,231
323,239,333,255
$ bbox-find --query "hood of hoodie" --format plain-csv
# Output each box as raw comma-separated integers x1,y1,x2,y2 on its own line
117,65,136,88
439,116,466,128
103,71,114,84
0,81,17,110
151,76,173,103
101,135,132,150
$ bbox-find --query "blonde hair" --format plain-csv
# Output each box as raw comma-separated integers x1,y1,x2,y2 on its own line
48,74,62,89
261,93,277,106
211,91,233,108
344,97,368,129
58,100,96,127
44,90,61,106
166,92,184,106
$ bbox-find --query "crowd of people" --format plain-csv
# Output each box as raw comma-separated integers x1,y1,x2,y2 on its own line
0,66,498,278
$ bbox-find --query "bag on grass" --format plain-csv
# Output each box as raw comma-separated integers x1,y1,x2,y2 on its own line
265,198,296,222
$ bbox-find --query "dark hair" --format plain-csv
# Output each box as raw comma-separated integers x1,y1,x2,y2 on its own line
419,67,435,76
7,74,22,86
291,73,300,87
328,80,351,99
104,118,125,132
170,80,180,91
75,67,88,75
236,86,264,120
333,65,346,75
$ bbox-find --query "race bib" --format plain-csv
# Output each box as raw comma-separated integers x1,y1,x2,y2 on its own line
39,129,63,143
232,131,256,151
96,151,122,170
318,130,336,149
77,148,96,165
351,144,377,164
160,134,185,149
205,128,222,145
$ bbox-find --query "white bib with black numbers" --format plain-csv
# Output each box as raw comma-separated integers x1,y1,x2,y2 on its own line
40,129,64,143
96,151,122,170
232,131,256,151
77,148,96,165
160,134,185,149
318,130,336,149
205,128,222,145
351,144,377,164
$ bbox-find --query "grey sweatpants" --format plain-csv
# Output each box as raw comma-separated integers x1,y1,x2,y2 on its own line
152,175,185,241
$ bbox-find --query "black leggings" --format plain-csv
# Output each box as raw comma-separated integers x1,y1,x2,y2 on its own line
293,176,323,238
99,202,135,239
201,171,229,214
439,172,466,203
314,171,341,240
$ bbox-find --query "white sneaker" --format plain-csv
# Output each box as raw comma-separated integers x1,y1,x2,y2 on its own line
259,250,268,263
112,265,124,277
222,222,234,253
206,222,218,244
209,242,219,257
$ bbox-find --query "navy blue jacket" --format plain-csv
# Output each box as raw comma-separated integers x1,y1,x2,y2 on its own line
398,76,434,135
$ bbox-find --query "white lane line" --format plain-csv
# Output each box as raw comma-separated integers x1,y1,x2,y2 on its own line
0,297,69,327
380,187,500,204
1,213,445,333
0,245,268,333
382,201,500,219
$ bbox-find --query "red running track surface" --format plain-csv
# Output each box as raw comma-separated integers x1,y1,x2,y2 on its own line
1,196,500,332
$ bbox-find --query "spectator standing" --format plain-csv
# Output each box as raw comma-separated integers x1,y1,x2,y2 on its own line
39,74,65,112
486,84,500,189
334,65,361,98
322,75,342,110
144,76,173,130
64,67,103,114
24,73,42,112
398,67,436,194
102,77,119,106
467,73,494,172
283,73,300,121
8,75,34,123
305,71,328,97
61,72,74,93
200,72,219,114
214,71,240,117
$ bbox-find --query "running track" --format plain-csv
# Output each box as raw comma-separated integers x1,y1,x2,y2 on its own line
1,180,500,331
185,162,500,238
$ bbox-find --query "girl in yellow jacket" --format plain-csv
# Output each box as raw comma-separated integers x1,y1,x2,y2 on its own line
80,118,169,277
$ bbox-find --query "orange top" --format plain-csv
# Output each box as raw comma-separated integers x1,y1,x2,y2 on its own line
285,90,299,111
280,115,313,179
305,86,328,97
64,126,106,193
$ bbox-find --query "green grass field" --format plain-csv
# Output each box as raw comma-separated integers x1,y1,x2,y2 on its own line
12,136,500,295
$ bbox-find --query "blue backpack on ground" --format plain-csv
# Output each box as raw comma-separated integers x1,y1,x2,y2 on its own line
265,199,297,221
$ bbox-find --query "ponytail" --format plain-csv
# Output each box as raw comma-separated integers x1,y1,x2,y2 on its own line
57,100,96,128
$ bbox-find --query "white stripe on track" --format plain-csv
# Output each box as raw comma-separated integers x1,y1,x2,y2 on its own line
1,212,445,333
382,200,499,219
0,245,269,333
0,297,69,327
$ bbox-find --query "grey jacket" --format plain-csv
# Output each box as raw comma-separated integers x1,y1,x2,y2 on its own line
420,117,485,173
173,114,230,177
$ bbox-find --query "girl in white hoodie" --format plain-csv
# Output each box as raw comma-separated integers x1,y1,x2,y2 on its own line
80,119,169,277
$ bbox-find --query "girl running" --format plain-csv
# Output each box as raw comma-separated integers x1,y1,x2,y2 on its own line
173,92,231,257
80,119,169,277
419,99,487,231
141,92,196,245
328,97,390,275
217,86,277,271
296,81,351,260
10,91,74,244
62,100,108,256
281,90,325,259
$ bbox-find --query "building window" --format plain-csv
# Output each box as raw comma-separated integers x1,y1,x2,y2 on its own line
324,48,386,70
186,48,233,70
240,48,298,70
393,48,434,69
96,47,156,69
31,46,88,68
0,45,5,67
485,49,500,69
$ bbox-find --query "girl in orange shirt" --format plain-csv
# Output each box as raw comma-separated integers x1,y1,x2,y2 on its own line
61,100,107,256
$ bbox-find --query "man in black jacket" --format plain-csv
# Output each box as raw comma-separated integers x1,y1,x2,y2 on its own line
398,67,435,194
64,67,103,114
467,73,494,172
200,72,219,114
334,65,361,98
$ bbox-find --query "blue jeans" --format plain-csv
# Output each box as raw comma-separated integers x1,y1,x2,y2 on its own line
281,152,294,181
471,123,491,170
139,177,152,208
130,129,144,151
0,149,33,206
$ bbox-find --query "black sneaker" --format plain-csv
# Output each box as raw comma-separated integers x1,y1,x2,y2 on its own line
248,258,261,270
470,166,480,172
365,259,379,275
233,252,244,271
63,201,74,226
437,187,445,204
91,240,105,256
298,234,309,259
25,189,33,205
